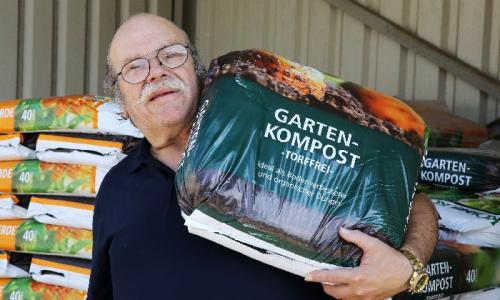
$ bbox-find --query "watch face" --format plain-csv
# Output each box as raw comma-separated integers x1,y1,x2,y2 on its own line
415,273,430,292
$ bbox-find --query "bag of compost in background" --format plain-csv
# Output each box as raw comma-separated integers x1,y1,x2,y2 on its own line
0,277,86,299
0,219,92,259
433,198,499,247
406,100,488,148
30,255,91,291
394,241,500,300
0,251,30,278
26,196,94,230
0,160,106,196
416,183,479,201
35,133,127,168
176,49,428,275
0,95,142,137
0,195,28,220
0,134,35,161
420,147,500,193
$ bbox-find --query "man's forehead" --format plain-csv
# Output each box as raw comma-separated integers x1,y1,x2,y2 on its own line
110,17,188,69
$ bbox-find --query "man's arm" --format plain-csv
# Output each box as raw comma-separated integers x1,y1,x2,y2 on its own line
305,193,438,300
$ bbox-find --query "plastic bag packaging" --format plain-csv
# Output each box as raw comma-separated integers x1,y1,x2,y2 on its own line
393,241,500,300
0,277,86,299
0,134,35,161
406,100,488,148
30,255,90,291
176,49,428,275
0,95,142,137
35,133,126,168
420,147,500,193
0,251,30,278
0,160,106,197
26,196,94,230
0,195,28,220
433,199,499,247
0,219,92,259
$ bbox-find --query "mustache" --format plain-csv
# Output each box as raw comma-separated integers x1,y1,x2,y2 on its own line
138,76,185,103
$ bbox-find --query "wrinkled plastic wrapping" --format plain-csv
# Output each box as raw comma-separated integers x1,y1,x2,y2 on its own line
176,50,427,273
30,255,91,291
420,147,500,192
394,241,500,300
0,251,30,278
434,198,500,247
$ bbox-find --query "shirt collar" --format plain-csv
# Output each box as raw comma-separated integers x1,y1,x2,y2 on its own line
127,139,176,176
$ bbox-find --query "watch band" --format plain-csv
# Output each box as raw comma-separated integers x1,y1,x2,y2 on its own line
400,249,430,293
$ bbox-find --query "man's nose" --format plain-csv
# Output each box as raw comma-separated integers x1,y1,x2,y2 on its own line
146,57,170,83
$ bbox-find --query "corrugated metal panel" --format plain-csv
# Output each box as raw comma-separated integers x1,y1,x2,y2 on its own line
0,0,181,100
188,0,500,124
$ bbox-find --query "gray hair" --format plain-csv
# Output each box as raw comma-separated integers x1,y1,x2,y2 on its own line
103,42,207,105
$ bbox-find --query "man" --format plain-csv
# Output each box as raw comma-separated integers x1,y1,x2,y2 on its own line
88,13,438,300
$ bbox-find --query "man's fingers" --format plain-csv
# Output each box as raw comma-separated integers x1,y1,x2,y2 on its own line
305,268,358,285
338,227,380,252
321,283,375,300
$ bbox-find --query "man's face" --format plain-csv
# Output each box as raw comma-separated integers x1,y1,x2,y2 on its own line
110,18,199,134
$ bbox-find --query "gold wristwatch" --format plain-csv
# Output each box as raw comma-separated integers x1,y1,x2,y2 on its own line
400,249,430,293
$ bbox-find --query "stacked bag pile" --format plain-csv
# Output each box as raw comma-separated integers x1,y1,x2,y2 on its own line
395,101,500,299
0,95,142,298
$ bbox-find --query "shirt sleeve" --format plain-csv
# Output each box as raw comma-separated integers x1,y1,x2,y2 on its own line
87,179,114,299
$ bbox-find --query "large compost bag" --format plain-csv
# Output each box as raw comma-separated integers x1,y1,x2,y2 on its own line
394,241,500,300
0,219,92,259
0,251,30,278
0,160,106,196
420,147,500,193
0,95,142,137
0,195,27,220
26,196,94,230
35,134,126,168
0,134,35,161
0,278,86,299
176,49,428,275
30,255,90,291
433,198,499,247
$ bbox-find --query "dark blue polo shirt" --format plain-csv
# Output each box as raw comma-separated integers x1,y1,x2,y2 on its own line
88,140,331,300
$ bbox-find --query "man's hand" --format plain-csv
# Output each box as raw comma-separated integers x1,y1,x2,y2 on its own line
305,227,412,300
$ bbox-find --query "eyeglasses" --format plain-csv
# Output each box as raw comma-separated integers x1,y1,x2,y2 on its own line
115,43,190,85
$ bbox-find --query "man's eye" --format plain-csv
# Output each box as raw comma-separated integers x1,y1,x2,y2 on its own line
162,52,181,59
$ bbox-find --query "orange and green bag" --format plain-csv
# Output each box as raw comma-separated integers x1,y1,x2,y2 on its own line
0,160,106,196
0,277,86,299
0,219,92,259
0,95,142,137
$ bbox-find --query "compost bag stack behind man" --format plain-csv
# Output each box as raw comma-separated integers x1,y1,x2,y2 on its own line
88,13,438,300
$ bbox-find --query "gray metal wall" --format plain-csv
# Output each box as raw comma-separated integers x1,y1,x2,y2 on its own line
0,0,182,100
187,0,500,124
1,0,499,125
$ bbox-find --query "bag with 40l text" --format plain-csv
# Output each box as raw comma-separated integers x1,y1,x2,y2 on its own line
176,49,428,276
